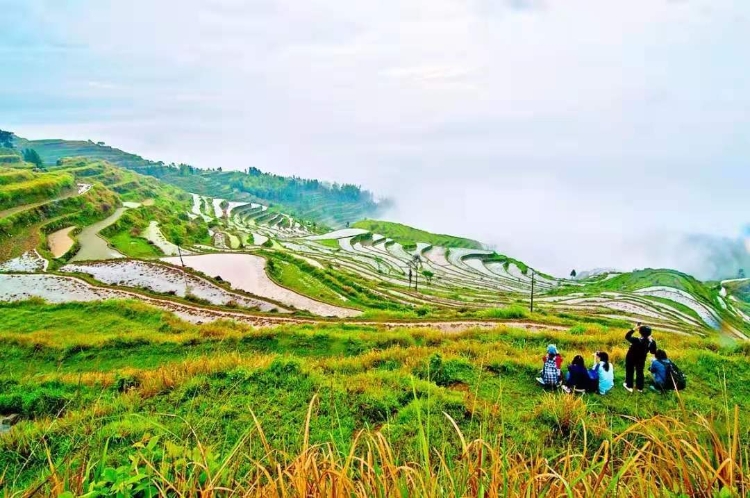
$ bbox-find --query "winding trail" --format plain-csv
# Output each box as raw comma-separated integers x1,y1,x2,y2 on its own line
0,183,91,219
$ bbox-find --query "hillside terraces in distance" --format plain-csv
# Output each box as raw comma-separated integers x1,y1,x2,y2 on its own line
352,219,484,251
0,148,747,338
12,135,383,227
0,156,209,263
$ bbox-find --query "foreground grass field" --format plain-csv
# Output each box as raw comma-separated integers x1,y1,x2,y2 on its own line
1,299,748,495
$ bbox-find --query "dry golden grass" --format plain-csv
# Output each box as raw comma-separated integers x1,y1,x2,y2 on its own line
25,399,747,497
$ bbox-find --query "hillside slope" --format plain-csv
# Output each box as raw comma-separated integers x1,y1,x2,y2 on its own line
1,143,748,496
1,301,748,495
352,219,484,250
0,141,747,337
12,135,382,227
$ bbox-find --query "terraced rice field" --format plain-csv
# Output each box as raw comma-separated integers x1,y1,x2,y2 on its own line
47,226,76,258
143,221,193,257
0,250,48,272
60,260,282,312
70,207,127,262
1,180,748,336
162,253,360,318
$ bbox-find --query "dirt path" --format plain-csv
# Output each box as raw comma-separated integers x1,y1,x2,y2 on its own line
0,183,91,219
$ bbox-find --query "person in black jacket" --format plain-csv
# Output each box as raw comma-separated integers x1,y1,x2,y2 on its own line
623,323,657,392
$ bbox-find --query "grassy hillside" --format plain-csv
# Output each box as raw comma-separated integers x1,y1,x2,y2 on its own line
0,156,210,262
0,160,120,261
1,135,749,495
0,299,748,495
12,135,382,227
0,147,25,166
353,219,484,250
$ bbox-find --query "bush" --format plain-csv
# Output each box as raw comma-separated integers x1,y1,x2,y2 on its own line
533,394,588,441
416,353,476,386
477,305,529,320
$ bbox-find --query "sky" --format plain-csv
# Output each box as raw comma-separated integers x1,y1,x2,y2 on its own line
2,0,749,278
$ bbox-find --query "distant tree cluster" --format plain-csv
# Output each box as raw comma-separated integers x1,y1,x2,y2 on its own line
4,132,379,225
23,148,44,169
0,129,15,148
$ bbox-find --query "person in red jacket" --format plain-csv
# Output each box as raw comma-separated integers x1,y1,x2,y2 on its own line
623,323,657,393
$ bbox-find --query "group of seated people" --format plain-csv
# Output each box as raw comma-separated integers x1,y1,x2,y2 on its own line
536,344,678,394
536,345,614,394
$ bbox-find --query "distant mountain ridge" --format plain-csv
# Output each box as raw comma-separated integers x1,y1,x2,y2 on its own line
12,135,385,228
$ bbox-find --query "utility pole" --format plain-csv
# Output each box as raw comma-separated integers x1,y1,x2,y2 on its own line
408,255,421,292
413,255,421,292
530,270,535,313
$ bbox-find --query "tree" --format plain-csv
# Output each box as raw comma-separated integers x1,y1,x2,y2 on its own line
740,269,746,279
570,269,577,278
0,129,14,148
23,148,44,169
422,270,434,284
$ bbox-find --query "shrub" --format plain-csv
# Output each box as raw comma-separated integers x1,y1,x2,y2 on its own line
416,353,476,387
477,305,529,320
533,393,588,441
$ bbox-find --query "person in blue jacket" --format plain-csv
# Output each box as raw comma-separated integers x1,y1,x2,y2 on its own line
591,351,614,395
649,349,673,391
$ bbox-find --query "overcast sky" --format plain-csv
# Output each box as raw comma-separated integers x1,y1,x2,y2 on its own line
2,0,749,278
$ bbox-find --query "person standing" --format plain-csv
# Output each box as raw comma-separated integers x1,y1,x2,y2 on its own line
623,323,657,392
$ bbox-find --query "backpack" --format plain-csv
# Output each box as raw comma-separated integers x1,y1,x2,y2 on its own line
542,356,559,386
663,360,687,391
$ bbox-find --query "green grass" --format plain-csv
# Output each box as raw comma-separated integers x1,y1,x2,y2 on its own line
107,230,162,258
0,167,34,185
0,171,75,210
0,298,748,493
315,238,341,250
352,219,484,250
476,305,529,319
